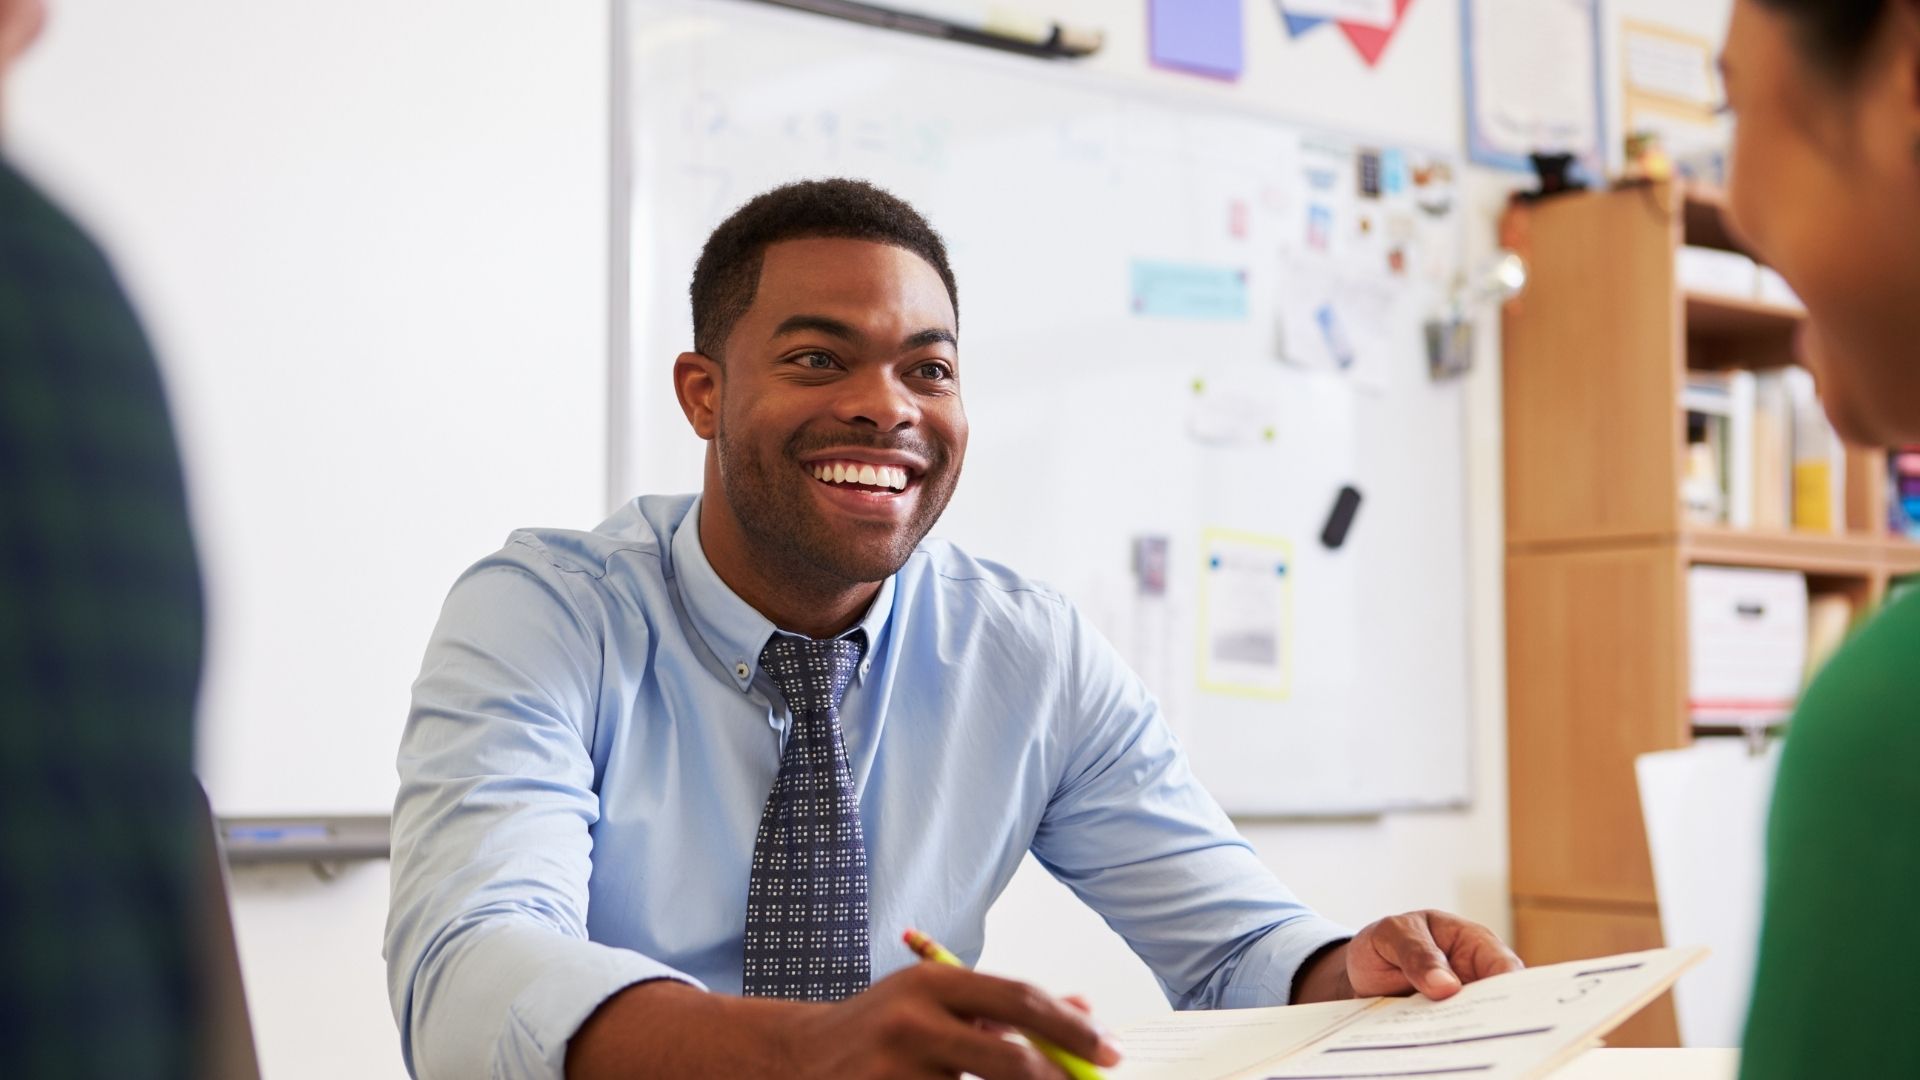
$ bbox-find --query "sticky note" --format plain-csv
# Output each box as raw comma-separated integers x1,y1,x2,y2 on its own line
1149,0,1244,80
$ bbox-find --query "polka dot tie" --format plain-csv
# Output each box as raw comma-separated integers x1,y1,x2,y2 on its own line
741,633,871,1001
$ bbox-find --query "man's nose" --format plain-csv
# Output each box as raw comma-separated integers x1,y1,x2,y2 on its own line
837,366,918,432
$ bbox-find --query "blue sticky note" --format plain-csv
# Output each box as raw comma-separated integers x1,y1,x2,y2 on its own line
1149,0,1244,80
1132,261,1250,320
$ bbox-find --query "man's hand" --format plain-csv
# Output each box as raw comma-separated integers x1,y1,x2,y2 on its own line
1294,909,1523,1004
566,964,1122,1080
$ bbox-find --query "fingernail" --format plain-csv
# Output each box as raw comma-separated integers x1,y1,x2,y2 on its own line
1097,1035,1125,1064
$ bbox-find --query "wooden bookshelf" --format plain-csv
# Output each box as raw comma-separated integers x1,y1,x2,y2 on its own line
1501,181,1920,1048
1682,292,1804,341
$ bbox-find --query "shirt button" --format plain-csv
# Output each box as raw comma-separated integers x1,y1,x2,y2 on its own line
860,662,870,675
734,662,750,679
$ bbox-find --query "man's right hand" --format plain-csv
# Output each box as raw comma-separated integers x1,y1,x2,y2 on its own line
566,964,1122,1080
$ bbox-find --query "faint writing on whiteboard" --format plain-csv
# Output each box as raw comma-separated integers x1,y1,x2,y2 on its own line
1198,529,1293,699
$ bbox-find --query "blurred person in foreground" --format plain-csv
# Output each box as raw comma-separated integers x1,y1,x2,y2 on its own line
0,1,207,1077
1719,0,1920,1075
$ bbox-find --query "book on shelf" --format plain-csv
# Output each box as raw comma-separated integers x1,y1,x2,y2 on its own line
1804,592,1855,689
1680,367,1846,534
1785,367,1847,533
1682,370,1753,528
1892,446,1920,540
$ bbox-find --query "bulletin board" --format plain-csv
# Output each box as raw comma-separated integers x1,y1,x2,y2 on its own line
615,0,1473,814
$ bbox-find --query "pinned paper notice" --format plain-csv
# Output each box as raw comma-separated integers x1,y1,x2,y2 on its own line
1197,529,1293,699
1132,261,1250,320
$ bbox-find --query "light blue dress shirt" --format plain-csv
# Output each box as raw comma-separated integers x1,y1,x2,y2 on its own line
385,494,1351,1079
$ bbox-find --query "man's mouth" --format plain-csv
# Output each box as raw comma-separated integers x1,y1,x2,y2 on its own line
807,458,914,494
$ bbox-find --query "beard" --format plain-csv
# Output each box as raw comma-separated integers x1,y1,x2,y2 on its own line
713,416,961,588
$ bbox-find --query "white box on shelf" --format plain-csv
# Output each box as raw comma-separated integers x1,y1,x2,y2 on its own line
1755,266,1803,310
1687,565,1808,726
1678,245,1760,300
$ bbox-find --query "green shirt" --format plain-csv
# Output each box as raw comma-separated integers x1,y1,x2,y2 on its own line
1741,587,1920,1076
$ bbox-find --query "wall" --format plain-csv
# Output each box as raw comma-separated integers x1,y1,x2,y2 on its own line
10,3,606,1077
8,0,1732,1075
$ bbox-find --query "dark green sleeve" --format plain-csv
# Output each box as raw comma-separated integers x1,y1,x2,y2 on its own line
1740,589,1920,1077
0,158,204,1080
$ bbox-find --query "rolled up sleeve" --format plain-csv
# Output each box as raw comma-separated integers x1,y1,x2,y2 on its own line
384,546,701,1080
1030,604,1351,1010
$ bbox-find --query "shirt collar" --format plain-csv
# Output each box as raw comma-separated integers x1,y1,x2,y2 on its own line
669,495,896,694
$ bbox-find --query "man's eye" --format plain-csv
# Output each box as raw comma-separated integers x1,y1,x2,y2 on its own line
915,362,951,380
798,352,836,370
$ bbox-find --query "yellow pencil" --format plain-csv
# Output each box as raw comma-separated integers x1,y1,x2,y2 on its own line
901,928,1108,1080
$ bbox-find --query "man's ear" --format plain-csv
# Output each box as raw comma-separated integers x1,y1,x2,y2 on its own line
673,351,721,440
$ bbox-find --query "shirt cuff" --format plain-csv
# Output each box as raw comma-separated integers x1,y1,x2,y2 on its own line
494,941,707,1080
1217,915,1354,1009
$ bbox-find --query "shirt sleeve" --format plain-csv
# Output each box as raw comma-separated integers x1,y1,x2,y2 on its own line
1029,602,1351,1010
384,544,703,1080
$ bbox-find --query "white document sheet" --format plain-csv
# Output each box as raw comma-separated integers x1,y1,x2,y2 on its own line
1111,1000,1373,1080
1111,947,1705,1080
1638,741,1780,1047
1465,0,1603,169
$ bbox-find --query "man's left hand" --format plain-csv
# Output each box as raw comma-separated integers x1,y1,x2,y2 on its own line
1295,909,1523,1003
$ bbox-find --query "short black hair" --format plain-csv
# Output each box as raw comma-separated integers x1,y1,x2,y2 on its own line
1753,0,1888,75
689,178,959,359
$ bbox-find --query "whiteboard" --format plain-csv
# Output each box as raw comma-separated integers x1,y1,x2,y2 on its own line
617,0,1473,813
12,0,610,818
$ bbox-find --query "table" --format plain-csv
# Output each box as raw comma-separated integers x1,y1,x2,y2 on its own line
1553,1048,1740,1078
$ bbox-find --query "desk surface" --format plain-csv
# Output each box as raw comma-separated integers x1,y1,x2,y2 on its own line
1554,1049,1739,1079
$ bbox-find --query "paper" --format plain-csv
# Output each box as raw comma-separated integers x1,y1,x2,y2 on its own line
1149,0,1245,80
1132,261,1250,320
1638,742,1780,1048
1624,22,1719,110
1621,21,1729,185
1465,0,1604,172
1274,0,1414,66
1111,1000,1373,1080
1197,529,1292,699
1335,0,1412,67
1111,947,1706,1080
1187,376,1280,447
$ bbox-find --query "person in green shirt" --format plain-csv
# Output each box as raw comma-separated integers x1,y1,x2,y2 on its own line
1719,0,1920,1075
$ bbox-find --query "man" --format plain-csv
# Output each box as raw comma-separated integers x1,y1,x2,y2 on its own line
386,179,1519,1080
0,1,208,1077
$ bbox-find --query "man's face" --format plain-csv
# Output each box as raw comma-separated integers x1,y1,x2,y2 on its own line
701,236,966,587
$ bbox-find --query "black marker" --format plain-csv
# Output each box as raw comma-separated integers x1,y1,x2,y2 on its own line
1321,485,1363,550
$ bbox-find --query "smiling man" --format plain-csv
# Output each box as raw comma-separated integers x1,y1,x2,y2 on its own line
385,179,1520,1080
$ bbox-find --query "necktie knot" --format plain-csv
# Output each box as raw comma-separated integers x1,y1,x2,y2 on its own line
758,634,864,715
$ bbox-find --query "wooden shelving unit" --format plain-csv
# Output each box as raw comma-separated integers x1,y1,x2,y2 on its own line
1500,181,1920,1047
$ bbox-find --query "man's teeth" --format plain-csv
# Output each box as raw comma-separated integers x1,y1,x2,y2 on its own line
812,462,910,492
